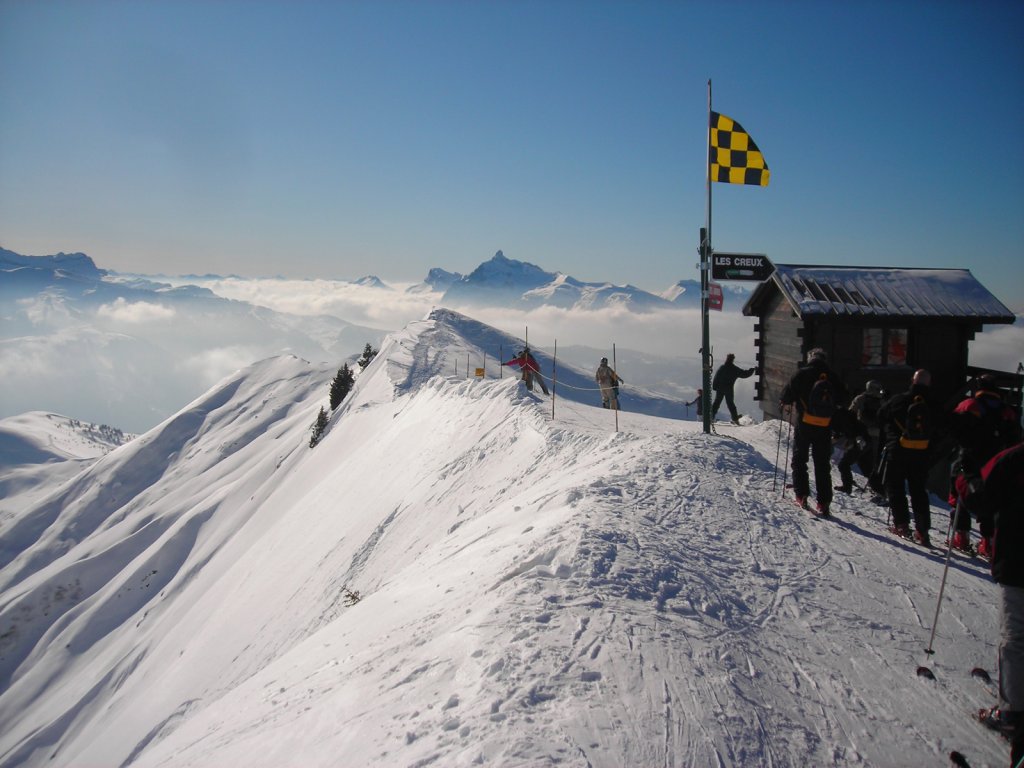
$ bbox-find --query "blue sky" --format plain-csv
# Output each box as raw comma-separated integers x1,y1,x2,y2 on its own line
2,0,1022,309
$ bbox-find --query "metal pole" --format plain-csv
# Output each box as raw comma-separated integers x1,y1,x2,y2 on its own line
918,501,966,678
524,328,529,390
552,340,557,420
781,409,793,497
773,414,784,492
701,79,714,435
613,343,619,433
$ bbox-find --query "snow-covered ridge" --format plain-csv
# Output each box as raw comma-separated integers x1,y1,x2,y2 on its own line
0,413,135,521
0,412,131,466
0,310,1007,767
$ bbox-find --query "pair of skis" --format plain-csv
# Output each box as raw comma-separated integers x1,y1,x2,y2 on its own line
920,666,1018,767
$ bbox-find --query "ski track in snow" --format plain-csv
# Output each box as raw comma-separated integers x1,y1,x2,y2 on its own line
0,310,1008,768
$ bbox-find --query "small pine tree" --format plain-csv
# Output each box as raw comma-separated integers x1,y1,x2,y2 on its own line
357,343,378,370
329,363,355,410
309,406,329,448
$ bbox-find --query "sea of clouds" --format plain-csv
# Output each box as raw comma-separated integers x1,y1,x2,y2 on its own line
2,272,1019,434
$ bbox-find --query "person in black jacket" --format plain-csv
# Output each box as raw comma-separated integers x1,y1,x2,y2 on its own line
972,441,1024,766
780,348,850,516
832,406,871,495
878,369,941,545
685,388,703,417
711,353,755,425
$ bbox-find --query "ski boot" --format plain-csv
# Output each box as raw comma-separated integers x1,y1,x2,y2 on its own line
949,530,975,556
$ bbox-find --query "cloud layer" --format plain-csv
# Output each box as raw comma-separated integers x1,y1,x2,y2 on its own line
3,272,1020,434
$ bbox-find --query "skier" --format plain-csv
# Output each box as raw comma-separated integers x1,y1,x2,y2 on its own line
948,375,1021,556
595,357,624,409
832,406,870,495
685,388,703,417
780,348,849,517
711,353,755,425
841,380,886,497
504,347,549,395
971,441,1024,767
878,369,941,545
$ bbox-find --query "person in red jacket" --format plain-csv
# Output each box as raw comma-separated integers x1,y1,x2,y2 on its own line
949,375,1022,556
972,442,1024,767
503,347,548,395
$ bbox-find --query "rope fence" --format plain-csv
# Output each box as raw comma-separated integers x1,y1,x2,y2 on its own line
444,328,746,429
445,331,635,426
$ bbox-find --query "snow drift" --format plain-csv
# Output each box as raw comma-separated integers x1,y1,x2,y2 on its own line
0,309,1007,767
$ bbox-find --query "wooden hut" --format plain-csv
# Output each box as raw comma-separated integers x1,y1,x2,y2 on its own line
742,265,1019,419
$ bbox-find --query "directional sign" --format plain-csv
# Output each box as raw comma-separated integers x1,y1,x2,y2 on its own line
711,252,775,282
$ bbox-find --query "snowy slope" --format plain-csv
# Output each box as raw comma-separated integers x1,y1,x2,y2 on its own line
0,310,1008,767
0,413,134,520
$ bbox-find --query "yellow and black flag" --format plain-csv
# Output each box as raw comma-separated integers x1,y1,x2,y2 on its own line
709,111,770,187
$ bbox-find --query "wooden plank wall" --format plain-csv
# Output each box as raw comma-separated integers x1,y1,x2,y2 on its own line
756,293,802,420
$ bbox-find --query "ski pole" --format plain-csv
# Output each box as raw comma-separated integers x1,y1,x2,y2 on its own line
918,499,965,678
781,407,793,497
773,413,784,492
880,446,893,527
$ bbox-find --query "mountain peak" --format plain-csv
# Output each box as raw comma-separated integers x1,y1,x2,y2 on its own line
352,275,388,289
442,251,673,312
0,248,103,278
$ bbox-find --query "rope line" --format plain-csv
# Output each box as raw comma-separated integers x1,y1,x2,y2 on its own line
501,366,609,392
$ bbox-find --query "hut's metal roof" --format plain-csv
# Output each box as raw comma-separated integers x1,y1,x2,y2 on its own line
742,265,1015,323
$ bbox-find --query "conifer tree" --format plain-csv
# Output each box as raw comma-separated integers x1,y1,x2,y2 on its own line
309,406,329,448
357,343,378,370
329,363,355,410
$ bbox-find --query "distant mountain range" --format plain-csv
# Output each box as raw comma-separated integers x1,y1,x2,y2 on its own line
3,246,752,313
0,247,387,432
419,250,752,311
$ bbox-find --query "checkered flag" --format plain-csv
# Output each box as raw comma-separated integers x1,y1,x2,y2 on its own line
709,111,770,187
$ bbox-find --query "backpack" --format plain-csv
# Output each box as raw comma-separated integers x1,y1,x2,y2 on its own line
898,395,931,450
858,394,882,429
802,373,836,427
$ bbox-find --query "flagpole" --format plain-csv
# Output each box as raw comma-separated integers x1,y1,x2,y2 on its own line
701,79,713,434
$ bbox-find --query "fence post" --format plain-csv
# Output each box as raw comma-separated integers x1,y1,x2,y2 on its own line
551,340,557,420
613,343,619,433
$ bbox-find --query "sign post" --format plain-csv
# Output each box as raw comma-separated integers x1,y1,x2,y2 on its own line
700,78,772,433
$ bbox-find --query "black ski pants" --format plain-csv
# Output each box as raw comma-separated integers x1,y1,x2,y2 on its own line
838,441,875,489
711,388,739,421
791,422,833,506
886,447,931,533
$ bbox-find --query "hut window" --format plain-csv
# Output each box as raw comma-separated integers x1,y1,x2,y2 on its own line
862,328,908,366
